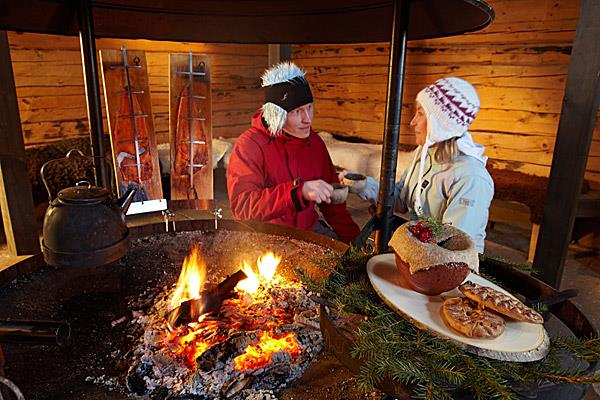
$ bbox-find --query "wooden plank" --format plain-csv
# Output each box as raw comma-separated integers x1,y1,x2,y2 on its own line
169,53,213,202
295,44,573,66
0,31,40,256
533,0,600,287
99,49,163,201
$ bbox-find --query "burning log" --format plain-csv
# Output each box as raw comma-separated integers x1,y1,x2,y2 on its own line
0,320,70,346
166,269,247,327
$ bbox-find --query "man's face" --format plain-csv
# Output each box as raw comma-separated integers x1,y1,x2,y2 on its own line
283,103,314,139
410,102,428,146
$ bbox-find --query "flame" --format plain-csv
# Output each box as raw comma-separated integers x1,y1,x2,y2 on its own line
233,331,300,371
169,245,207,311
257,252,280,283
236,251,281,293
236,260,260,293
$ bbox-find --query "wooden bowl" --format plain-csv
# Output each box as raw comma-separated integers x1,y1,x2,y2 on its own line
395,253,470,296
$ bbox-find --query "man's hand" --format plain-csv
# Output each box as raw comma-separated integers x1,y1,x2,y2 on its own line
301,179,333,204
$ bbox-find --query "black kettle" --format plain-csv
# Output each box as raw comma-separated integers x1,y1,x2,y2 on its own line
41,150,137,268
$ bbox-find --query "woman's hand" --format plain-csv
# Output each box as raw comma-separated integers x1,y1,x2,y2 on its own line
302,179,333,204
337,170,349,184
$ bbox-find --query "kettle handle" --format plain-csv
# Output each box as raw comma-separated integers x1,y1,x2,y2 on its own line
40,149,114,202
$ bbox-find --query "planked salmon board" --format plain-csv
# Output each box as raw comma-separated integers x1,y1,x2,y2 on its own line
169,52,213,209
100,48,165,214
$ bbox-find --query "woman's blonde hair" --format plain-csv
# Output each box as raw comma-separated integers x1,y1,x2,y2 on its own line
434,137,460,164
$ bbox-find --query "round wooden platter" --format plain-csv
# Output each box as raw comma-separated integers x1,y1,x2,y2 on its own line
367,254,550,362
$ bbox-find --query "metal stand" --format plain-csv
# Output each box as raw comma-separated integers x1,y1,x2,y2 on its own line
354,0,411,254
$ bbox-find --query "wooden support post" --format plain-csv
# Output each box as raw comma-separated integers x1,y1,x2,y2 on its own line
0,30,40,256
532,0,600,287
267,44,291,67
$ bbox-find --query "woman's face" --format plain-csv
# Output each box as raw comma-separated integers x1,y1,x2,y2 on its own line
283,103,314,138
410,102,428,146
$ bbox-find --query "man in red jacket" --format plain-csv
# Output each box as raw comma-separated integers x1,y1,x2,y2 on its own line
226,62,360,243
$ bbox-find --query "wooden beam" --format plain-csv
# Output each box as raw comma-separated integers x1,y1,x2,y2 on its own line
0,31,40,255
532,0,600,287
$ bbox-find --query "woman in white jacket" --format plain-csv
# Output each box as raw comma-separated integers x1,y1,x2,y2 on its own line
348,77,494,252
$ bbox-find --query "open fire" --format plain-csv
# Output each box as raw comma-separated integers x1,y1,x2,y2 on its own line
127,245,323,399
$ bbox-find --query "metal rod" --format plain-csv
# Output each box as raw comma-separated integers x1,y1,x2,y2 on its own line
177,95,207,100
115,113,148,118
121,46,143,186
176,163,205,167
77,0,109,189
109,65,143,69
176,71,206,76
188,51,194,188
0,320,71,346
180,140,206,145
374,0,410,253
114,89,145,94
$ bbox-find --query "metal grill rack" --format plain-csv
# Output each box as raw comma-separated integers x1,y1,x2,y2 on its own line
110,46,148,186
176,51,208,189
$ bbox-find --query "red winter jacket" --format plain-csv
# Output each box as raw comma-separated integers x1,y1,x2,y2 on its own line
226,113,360,243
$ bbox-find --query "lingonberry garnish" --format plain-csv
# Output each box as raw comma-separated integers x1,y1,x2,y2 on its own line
408,221,436,243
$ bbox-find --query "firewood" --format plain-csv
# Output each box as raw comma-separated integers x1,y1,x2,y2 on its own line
166,269,247,327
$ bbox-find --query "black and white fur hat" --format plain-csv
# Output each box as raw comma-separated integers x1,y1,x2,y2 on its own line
261,62,313,135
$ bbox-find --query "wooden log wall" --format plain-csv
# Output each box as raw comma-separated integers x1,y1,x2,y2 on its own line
293,0,600,185
7,32,267,146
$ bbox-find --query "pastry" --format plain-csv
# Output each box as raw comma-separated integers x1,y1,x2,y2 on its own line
442,297,505,338
389,221,478,295
459,281,543,324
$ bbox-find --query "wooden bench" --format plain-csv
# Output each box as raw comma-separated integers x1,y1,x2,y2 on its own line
488,166,599,262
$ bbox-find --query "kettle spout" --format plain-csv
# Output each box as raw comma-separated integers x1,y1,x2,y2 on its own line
117,187,137,214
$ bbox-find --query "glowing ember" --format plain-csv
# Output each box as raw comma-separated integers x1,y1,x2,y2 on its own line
168,245,207,313
234,331,300,371
165,322,212,365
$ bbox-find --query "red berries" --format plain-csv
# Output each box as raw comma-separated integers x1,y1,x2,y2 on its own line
408,221,436,243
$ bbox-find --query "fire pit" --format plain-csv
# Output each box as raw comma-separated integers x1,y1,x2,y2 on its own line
127,246,324,399
0,220,346,400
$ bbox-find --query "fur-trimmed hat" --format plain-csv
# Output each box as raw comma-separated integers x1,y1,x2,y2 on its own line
261,62,313,135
